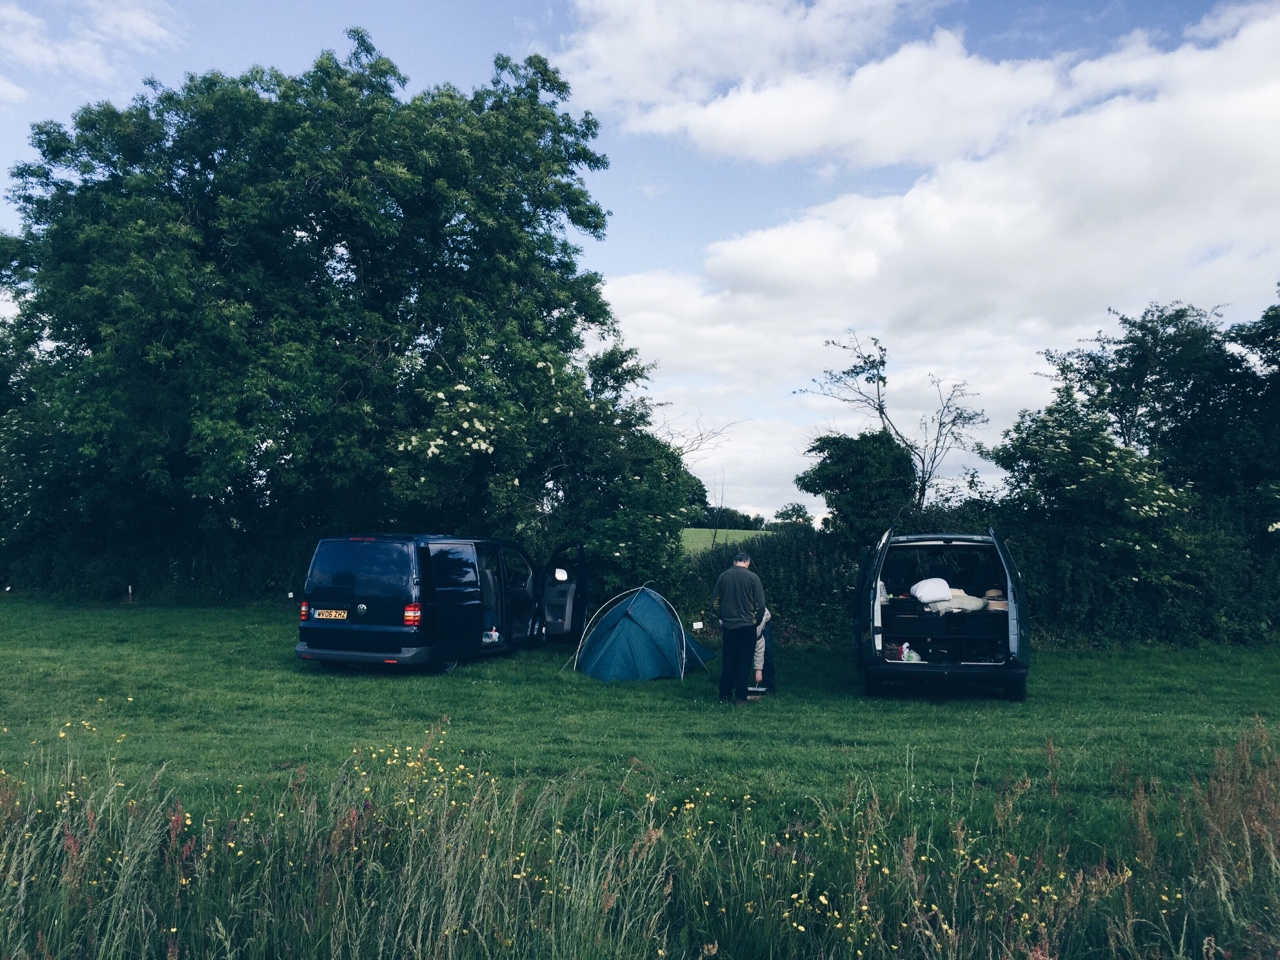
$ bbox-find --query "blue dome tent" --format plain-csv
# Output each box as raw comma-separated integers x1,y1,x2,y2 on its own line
573,587,714,681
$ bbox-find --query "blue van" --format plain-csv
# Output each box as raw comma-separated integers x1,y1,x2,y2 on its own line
296,536,584,671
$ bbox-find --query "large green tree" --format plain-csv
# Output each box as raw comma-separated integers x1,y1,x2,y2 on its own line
0,32,697,596
1044,302,1278,504
981,299,1280,644
794,430,916,544
981,387,1207,642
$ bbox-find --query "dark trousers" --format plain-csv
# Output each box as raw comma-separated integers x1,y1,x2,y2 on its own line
719,625,756,702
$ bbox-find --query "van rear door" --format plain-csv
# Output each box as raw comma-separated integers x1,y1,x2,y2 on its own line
865,528,893,654
990,528,1029,663
303,538,416,652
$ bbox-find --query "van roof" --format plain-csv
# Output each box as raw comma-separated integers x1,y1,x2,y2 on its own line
887,533,995,546
318,534,523,546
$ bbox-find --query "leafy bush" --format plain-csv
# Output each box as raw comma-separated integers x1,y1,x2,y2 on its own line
672,525,860,647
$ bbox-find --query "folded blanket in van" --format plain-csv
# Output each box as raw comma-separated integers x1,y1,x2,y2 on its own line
924,588,988,614
910,578,952,604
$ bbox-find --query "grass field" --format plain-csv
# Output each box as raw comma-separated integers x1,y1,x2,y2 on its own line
2,594,1275,825
3,594,1279,956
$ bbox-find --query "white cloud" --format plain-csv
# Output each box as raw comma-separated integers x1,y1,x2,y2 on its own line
0,0,179,96
637,30,1066,165
562,0,921,115
586,2,1280,512
0,71,25,104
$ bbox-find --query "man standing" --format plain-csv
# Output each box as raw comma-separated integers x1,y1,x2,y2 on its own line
712,552,767,704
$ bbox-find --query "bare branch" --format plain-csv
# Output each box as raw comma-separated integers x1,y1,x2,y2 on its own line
653,411,744,460
804,331,986,510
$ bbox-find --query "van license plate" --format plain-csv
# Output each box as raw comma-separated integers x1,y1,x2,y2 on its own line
314,609,347,620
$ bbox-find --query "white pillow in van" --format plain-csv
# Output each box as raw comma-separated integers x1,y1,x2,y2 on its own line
910,578,951,604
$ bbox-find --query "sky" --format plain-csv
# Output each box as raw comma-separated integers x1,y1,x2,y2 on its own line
2,0,1278,519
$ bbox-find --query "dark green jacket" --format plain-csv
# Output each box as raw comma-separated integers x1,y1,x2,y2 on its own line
712,565,767,630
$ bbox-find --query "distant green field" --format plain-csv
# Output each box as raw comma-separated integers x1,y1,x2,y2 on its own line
680,526,770,553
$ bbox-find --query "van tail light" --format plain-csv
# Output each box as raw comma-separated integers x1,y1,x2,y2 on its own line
300,602,309,622
403,603,422,627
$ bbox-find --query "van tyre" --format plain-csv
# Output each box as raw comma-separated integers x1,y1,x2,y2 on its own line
864,673,884,697
1006,676,1027,702
434,659,459,675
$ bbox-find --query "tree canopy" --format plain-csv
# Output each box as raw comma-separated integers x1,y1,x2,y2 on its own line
785,297,1279,646
0,32,700,596
795,430,916,544
980,299,1280,644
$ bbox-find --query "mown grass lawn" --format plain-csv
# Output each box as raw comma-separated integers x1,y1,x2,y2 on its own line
3,592,1275,848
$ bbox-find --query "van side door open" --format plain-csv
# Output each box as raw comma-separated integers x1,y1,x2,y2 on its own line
541,543,586,644
501,546,536,645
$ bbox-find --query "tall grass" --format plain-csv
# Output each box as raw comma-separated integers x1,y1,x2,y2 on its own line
5,720,1279,958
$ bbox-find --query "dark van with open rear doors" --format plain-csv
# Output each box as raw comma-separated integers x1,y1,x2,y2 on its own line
854,529,1030,700
297,536,585,670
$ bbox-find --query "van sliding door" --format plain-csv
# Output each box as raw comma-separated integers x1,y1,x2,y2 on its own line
429,543,483,657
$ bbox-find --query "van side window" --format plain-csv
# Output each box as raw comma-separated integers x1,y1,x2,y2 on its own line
414,547,434,595
430,544,478,587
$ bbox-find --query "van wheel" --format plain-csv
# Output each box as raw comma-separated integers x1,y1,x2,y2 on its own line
864,674,884,697
1005,676,1027,702
434,659,459,675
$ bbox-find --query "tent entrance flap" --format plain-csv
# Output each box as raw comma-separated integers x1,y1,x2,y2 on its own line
573,587,713,681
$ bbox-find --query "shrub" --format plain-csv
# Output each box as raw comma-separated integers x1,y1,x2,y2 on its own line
672,525,860,647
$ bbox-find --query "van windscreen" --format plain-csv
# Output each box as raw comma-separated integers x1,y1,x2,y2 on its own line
308,540,413,597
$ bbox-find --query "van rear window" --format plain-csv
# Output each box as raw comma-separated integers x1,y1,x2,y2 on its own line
308,540,413,597
881,544,1004,598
